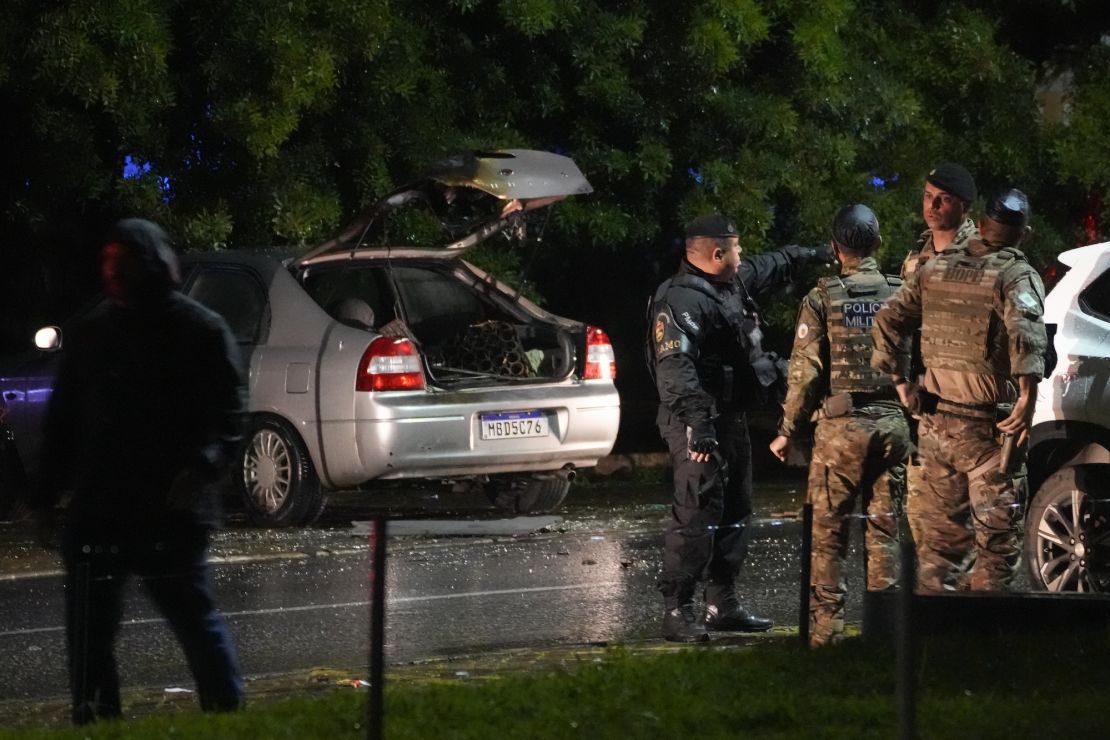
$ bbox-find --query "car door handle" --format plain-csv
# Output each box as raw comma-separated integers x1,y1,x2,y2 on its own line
3,392,18,401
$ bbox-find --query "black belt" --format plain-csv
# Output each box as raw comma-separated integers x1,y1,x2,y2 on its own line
935,397,997,421
849,391,898,407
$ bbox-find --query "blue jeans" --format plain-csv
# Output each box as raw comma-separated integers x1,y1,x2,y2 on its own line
63,524,244,725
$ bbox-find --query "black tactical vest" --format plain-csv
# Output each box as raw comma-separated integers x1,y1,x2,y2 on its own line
646,271,780,409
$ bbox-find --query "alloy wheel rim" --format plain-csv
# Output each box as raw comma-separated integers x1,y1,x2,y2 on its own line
1033,486,1110,592
243,430,292,514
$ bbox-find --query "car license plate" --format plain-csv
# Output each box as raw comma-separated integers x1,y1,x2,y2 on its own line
480,410,548,440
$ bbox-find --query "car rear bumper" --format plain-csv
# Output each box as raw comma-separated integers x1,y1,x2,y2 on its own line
319,381,620,486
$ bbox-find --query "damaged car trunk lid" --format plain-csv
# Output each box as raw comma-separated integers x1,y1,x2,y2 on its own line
293,150,594,388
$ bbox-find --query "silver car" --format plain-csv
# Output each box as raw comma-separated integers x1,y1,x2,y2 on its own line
3,150,621,526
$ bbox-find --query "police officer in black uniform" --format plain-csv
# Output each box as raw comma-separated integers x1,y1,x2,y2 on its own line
649,214,831,642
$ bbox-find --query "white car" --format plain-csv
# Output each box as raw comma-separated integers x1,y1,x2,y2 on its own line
1025,241,1110,591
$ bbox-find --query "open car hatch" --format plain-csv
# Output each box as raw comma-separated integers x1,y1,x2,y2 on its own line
295,149,591,265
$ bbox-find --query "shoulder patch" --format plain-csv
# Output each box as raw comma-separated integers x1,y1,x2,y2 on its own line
797,323,809,340
654,313,667,343
652,308,695,360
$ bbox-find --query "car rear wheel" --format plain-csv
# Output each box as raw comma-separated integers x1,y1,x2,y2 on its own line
1025,464,1110,593
240,419,326,527
485,474,571,515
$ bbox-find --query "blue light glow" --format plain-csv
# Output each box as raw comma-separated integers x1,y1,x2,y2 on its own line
122,155,152,180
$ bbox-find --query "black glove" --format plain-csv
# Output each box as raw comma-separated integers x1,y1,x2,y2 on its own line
688,436,719,455
811,243,836,264
783,243,835,265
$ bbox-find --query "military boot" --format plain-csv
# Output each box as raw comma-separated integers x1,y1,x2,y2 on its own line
662,603,709,643
704,590,773,632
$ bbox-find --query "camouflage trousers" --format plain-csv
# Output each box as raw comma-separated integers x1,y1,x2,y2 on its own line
911,413,1023,592
808,409,911,647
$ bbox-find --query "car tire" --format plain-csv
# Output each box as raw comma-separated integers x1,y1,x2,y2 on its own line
485,474,571,515
1024,464,1110,593
240,418,326,527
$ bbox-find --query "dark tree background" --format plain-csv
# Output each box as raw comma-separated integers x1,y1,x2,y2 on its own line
1,0,1107,449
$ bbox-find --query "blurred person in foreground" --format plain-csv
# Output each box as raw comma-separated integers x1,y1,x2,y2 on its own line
647,214,832,642
770,204,911,646
33,218,247,724
872,190,1046,591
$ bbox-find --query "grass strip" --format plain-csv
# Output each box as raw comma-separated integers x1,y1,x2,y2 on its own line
1,629,1106,740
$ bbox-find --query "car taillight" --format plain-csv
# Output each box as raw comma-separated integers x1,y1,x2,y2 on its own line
356,337,426,391
584,325,616,380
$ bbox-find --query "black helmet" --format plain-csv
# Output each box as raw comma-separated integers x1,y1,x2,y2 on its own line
831,204,880,253
984,188,1030,230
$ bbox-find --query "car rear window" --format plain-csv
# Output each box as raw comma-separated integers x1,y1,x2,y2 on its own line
1078,266,1110,321
391,266,489,344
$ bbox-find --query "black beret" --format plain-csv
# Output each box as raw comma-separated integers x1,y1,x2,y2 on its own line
831,204,880,252
925,162,977,203
985,188,1030,228
685,214,738,239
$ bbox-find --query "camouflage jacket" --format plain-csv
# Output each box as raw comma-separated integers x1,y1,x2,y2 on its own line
900,218,979,280
778,258,902,438
872,240,1047,387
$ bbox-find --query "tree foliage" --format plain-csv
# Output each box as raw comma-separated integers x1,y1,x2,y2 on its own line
1,0,1107,350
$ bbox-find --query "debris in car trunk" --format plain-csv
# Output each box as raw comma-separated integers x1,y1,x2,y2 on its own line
436,320,536,378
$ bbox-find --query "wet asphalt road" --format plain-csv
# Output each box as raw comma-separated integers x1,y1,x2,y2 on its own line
0,474,873,704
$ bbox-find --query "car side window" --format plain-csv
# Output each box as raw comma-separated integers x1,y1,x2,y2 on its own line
1078,267,1110,322
302,267,395,330
187,268,267,344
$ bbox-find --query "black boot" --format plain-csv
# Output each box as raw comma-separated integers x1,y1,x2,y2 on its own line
704,591,773,632
662,603,709,643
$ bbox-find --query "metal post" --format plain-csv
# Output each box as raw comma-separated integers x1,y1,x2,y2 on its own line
799,502,813,648
896,529,916,740
368,518,387,740
73,559,91,724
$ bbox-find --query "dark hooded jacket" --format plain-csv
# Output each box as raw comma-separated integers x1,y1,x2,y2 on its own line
36,219,246,531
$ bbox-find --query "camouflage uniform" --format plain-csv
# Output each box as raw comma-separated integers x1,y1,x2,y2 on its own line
900,217,980,280
899,217,980,552
872,239,1046,591
779,257,912,645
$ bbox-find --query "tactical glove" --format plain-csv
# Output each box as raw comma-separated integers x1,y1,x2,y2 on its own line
811,243,836,264
783,243,835,264
688,436,719,455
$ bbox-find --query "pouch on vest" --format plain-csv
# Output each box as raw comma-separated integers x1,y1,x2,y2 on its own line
822,392,854,419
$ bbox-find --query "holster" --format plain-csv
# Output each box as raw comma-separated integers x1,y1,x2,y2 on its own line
907,387,939,417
